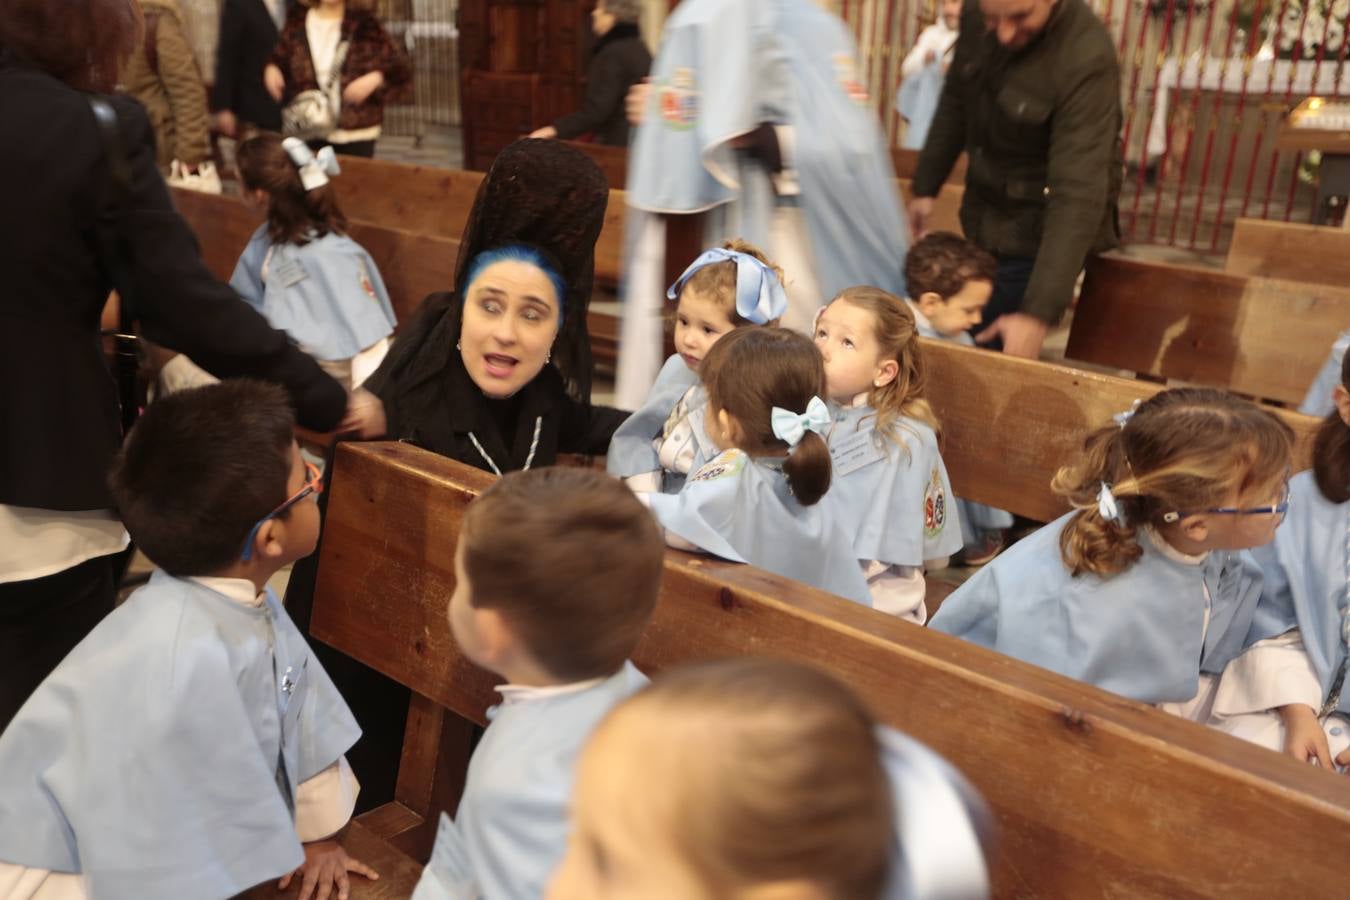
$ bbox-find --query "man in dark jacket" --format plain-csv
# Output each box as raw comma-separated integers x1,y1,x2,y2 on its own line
910,0,1122,359
212,0,290,135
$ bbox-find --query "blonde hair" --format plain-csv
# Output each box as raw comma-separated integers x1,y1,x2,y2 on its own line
1054,388,1293,577
829,286,940,442
584,658,894,898
678,239,786,326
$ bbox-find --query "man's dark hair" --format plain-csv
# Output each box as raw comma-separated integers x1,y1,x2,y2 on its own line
109,380,295,576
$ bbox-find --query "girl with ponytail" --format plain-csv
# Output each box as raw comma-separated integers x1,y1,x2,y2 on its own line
1211,351,1350,770
813,287,962,623
644,327,872,606
931,388,1293,717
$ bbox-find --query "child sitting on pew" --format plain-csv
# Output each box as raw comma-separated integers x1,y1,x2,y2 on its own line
931,388,1293,719
549,657,992,899
0,381,369,900
813,286,963,622
608,241,788,493
903,231,1011,566
644,326,872,605
1299,329,1350,416
1210,351,1350,769
412,467,662,900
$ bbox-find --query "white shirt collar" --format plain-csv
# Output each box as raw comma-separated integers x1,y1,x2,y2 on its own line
495,676,607,706
1142,526,1208,566
190,576,267,607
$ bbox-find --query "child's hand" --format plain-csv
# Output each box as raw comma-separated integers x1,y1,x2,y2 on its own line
342,71,385,106
278,839,378,900
1279,703,1334,768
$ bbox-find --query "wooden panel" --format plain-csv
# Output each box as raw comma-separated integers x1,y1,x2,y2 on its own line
1068,255,1350,405
1225,217,1350,287
237,819,423,898
171,188,458,330
559,140,628,191
311,441,1350,900
899,178,964,235
923,340,1319,523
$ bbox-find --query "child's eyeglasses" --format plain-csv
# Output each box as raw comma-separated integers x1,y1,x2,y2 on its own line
1161,482,1290,525
240,461,323,561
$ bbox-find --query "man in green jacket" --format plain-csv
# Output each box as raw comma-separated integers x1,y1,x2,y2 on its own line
910,0,1122,358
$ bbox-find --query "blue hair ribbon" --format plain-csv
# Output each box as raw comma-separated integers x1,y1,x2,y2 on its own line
666,247,788,325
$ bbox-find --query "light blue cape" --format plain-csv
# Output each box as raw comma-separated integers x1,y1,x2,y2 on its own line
606,353,700,484
930,513,1265,704
231,224,397,361
0,572,360,900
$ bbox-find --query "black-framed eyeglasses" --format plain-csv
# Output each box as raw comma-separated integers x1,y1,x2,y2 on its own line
240,460,323,561
1162,480,1290,525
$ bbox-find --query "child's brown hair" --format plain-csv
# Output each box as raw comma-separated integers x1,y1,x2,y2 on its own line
459,467,663,682
236,133,348,246
699,327,832,505
108,380,295,577
578,658,894,897
1053,388,1293,577
829,286,940,441
904,231,997,301
677,239,786,326
1314,349,1350,504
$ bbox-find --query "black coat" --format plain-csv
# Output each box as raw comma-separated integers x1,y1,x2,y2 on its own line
553,25,651,146
211,0,289,130
0,50,346,511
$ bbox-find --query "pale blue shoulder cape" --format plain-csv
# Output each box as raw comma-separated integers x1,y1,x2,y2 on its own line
825,402,965,566
411,662,649,900
627,0,906,299
1299,329,1350,416
646,449,873,606
1247,470,1350,715
0,571,360,900
231,224,397,361
606,353,700,481
930,513,1265,704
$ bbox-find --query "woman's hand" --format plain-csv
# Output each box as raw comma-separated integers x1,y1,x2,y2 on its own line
340,388,387,438
529,125,558,139
1280,704,1335,768
342,71,385,106
626,78,650,126
264,64,286,102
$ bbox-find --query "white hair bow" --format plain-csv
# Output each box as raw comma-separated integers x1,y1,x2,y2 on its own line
770,396,830,448
1097,482,1126,525
282,137,341,191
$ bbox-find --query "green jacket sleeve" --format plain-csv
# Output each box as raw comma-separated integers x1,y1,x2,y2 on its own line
1021,59,1119,323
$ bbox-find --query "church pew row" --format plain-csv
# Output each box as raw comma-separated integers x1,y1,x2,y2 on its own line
1068,254,1350,406
168,186,1321,522
1225,217,1350,287
298,440,1350,899
170,187,620,368
922,339,1318,524
328,155,966,272
556,140,970,191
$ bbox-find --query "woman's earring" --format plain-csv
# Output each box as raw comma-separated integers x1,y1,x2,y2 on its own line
456,339,461,351
546,350,552,363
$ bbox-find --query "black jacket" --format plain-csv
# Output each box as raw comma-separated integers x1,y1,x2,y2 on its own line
0,50,346,511
553,25,651,146
368,293,627,471
914,0,1122,324
212,0,288,129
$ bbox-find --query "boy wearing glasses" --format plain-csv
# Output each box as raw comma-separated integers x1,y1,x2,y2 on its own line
0,381,373,900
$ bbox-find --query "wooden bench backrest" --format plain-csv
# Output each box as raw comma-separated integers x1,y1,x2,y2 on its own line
924,339,1320,522
1225,217,1350,287
558,141,970,189
171,187,617,363
312,441,1350,900
326,156,628,285
1067,255,1350,405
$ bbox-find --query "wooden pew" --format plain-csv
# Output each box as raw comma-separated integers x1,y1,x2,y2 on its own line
923,339,1320,524
1225,217,1350,287
304,440,1350,899
1067,254,1350,406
